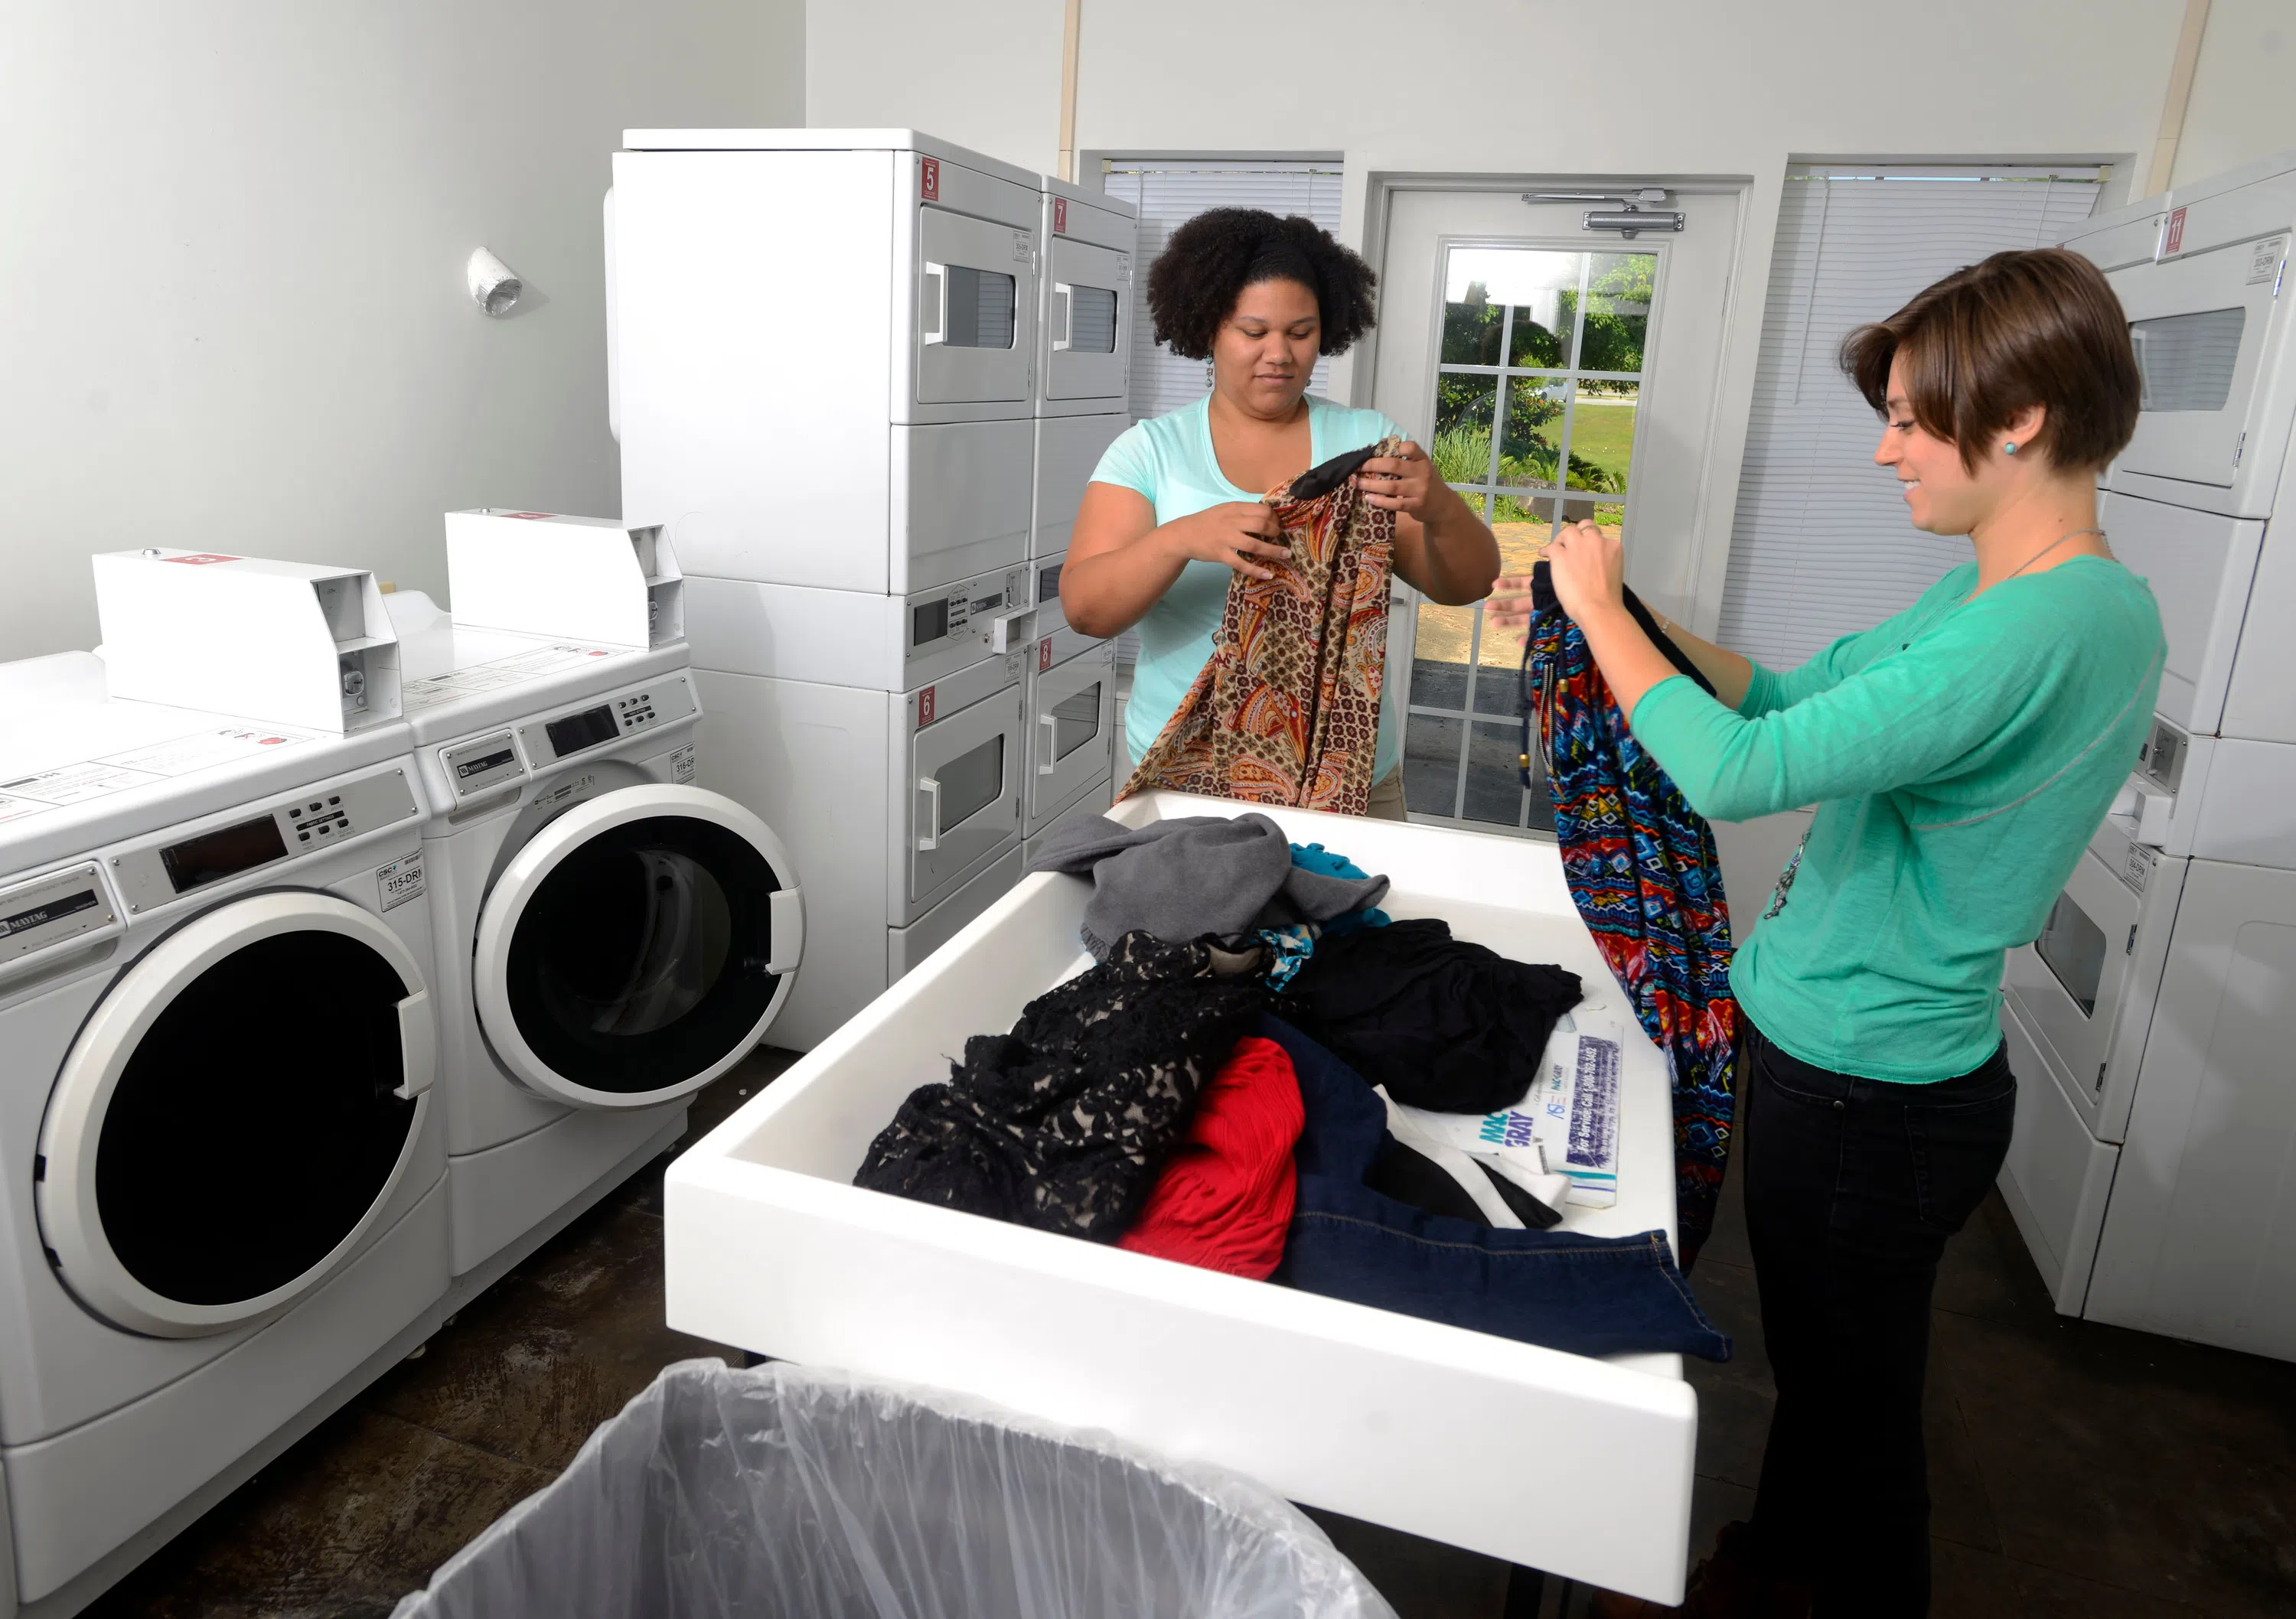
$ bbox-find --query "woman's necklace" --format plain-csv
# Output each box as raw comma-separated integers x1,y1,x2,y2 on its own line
1999,526,2108,585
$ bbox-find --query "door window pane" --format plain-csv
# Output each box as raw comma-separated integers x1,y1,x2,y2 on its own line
1465,722,1531,827
2131,308,2245,412
1415,241,1660,837
2037,890,2108,1016
1411,601,1476,707
1052,683,1102,760
1068,286,1119,353
1581,252,1656,374
944,266,1016,348
1404,712,1465,816
938,734,1005,827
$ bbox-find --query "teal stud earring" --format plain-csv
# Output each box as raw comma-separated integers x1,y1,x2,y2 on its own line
2003,441,2018,454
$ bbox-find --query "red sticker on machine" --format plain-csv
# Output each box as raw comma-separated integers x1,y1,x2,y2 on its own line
918,686,937,726
2164,206,2187,256
162,553,240,565
1039,638,1053,672
921,157,940,202
502,511,556,520
1053,196,1068,234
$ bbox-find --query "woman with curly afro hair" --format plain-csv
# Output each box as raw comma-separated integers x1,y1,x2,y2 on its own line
1062,207,1499,818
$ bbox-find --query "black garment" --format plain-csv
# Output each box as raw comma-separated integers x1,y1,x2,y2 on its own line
854,933,1267,1241
1739,1015,2015,1617
1281,917,1582,1113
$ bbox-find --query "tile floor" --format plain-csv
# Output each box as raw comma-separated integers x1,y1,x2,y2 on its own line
80,1047,2296,1619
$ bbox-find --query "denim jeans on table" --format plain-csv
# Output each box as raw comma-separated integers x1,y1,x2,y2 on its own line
1257,1015,1730,1362
1739,1014,2016,1617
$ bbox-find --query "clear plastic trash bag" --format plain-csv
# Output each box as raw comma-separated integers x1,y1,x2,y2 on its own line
390,1358,1398,1619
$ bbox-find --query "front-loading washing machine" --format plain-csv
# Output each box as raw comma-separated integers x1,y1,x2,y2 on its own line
0,652,445,1618
386,592,802,1286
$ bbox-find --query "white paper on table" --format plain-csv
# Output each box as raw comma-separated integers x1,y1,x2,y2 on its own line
1393,1017,1625,1207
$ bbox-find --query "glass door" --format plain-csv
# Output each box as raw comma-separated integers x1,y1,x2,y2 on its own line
1371,188,1740,835
38,892,434,1337
909,682,1024,907
2108,235,2286,491
476,786,799,1106
1027,645,1115,826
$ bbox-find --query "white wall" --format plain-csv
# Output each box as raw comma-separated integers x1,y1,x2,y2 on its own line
806,0,1063,176
808,0,2182,625
2174,0,2296,188
0,0,803,662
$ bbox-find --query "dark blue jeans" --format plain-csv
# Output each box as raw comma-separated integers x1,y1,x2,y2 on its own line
1259,1015,1730,1362
1740,1015,2016,1617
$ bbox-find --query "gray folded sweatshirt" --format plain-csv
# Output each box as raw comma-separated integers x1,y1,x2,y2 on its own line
1027,813,1391,959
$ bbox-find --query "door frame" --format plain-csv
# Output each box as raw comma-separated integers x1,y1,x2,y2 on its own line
1355,172,1755,633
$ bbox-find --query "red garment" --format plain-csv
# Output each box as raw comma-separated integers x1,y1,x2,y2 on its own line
1117,1036,1303,1279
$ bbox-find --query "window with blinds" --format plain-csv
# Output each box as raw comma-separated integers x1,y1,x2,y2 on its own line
1098,158,1345,423
1715,165,2107,672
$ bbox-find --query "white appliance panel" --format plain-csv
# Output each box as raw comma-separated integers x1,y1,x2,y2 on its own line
2219,482,2296,744
2101,490,2265,735
891,419,1035,592
2086,858,2296,1358
1033,412,1128,560
908,679,1025,907
1997,997,2120,1317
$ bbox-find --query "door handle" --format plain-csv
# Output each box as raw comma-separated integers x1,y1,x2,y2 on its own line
766,887,804,976
1038,711,1058,774
921,262,948,346
917,777,942,852
1052,283,1074,351
393,989,435,1099
2129,327,2151,411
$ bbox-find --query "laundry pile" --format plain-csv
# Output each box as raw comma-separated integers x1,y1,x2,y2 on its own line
853,814,1731,1363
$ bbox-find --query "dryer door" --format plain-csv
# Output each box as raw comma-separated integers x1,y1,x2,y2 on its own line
37,892,436,1338
473,784,802,1109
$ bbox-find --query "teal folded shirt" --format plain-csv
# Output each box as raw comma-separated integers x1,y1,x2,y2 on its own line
1091,395,1409,778
1629,556,2164,1082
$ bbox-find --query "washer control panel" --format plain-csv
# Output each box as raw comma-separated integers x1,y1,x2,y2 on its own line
517,673,697,770
109,764,421,914
0,862,121,977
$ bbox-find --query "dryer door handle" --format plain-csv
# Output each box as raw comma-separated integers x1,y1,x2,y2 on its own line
394,988,436,1099
766,887,804,976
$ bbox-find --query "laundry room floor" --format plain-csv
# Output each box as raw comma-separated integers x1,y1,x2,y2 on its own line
80,1060,2296,1619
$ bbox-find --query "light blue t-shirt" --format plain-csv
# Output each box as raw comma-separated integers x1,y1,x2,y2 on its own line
1090,394,1409,780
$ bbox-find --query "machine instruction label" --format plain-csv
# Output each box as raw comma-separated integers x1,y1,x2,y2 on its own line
377,852,426,912
2251,237,2286,285
0,723,317,816
400,643,621,712
670,744,697,783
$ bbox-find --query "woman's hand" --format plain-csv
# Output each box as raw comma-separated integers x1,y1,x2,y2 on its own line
1545,519,1626,625
1163,501,1292,581
1350,441,1437,518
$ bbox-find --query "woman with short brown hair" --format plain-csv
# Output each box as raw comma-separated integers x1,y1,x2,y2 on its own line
1502,248,2162,1616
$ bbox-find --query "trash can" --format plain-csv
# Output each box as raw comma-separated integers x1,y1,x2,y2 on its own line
390,1359,1398,1619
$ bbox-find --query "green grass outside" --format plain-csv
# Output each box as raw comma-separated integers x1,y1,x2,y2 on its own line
1565,399,1636,488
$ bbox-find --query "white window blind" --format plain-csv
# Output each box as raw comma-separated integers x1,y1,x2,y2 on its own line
1099,159,1345,424
1716,166,2107,671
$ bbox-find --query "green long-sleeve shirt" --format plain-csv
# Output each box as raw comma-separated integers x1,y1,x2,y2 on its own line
1630,555,2164,1082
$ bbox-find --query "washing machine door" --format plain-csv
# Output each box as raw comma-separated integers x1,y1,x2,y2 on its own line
37,892,436,1339
472,783,802,1109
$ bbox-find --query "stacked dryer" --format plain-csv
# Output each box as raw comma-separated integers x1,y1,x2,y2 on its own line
613,130,1133,1048
1021,174,1131,860
0,560,445,1617
1998,148,2296,1359
389,511,802,1290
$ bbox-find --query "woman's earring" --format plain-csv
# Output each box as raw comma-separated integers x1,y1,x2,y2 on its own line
2003,441,2018,454
1205,362,1214,388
